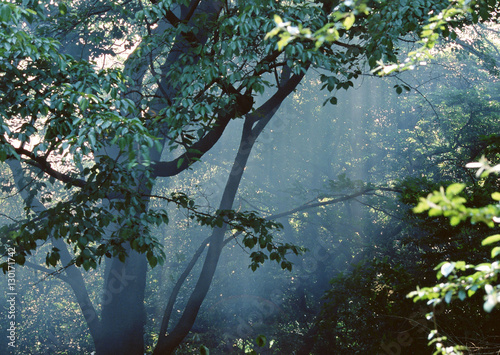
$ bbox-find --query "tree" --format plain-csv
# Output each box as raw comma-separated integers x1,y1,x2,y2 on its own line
1,0,499,353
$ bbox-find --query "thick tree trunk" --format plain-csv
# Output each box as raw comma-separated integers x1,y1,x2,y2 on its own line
8,157,149,354
10,2,300,353
98,250,148,354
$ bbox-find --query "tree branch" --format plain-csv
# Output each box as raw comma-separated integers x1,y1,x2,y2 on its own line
12,145,86,188
151,69,304,178
24,261,71,283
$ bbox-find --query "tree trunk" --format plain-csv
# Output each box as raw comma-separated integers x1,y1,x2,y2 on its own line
154,70,304,354
154,114,256,355
98,250,148,354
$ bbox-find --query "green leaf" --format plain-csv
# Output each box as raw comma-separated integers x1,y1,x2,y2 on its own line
450,215,461,226
0,4,12,22
80,97,89,111
428,208,442,217
147,254,158,268
343,13,355,30
59,2,68,15
444,290,452,304
458,289,466,301
482,234,500,246
492,192,500,201
445,183,465,196
413,200,429,213
199,345,209,355
88,132,96,148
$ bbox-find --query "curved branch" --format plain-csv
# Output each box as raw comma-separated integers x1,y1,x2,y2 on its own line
12,145,86,188
158,236,211,336
151,70,305,178
24,261,71,284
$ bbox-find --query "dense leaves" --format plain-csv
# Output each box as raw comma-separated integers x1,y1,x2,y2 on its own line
0,3,170,271
409,159,500,353
1,0,500,354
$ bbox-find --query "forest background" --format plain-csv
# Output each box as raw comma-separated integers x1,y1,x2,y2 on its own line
1,0,500,354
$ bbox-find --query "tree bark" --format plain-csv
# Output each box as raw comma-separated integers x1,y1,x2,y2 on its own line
98,248,148,354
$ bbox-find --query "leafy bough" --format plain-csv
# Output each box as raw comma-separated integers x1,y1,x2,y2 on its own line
409,158,500,354
266,0,499,75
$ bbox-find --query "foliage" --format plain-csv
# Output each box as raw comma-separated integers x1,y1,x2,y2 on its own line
150,192,303,271
2,0,500,353
0,1,165,270
319,258,421,354
2,0,490,272
0,0,301,273
313,31,500,354
410,159,500,354
267,0,500,74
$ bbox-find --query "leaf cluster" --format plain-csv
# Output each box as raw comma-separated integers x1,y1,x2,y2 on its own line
409,159,500,353
163,192,304,272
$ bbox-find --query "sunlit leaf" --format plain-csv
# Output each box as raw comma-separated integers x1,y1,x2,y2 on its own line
445,183,465,196
484,296,497,313
475,263,491,272
343,13,355,30
482,234,500,246
450,215,461,226
440,262,454,277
